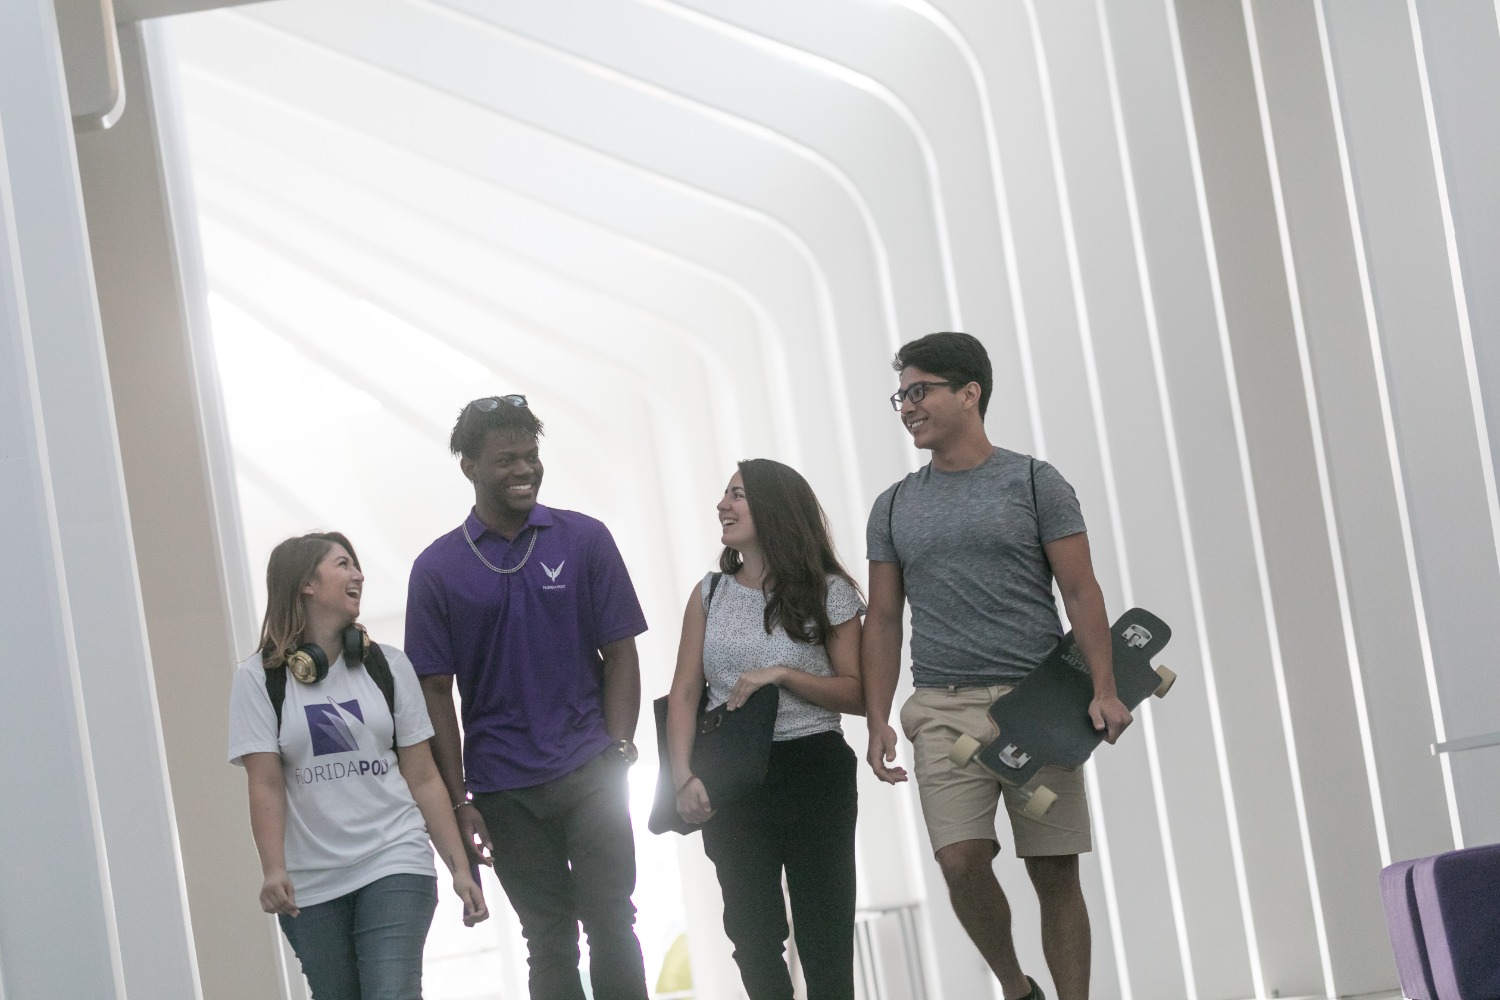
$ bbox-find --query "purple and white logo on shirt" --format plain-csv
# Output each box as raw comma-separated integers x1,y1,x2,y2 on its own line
541,560,567,591
305,698,366,756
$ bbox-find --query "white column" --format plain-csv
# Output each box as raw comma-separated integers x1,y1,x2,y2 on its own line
1412,0,1500,531
1173,1,1394,995
1247,0,1455,877
3,4,205,998
1405,0,1500,836
1320,0,1500,849
938,6,1114,992
72,19,288,1000
0,5,124,997
1120,1,1327,995
1037,3,1271,997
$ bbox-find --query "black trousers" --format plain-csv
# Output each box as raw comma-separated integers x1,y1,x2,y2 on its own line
474,751,648,1000
701,730,859,1000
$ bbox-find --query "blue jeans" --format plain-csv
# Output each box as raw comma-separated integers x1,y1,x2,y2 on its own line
279,872,438,1000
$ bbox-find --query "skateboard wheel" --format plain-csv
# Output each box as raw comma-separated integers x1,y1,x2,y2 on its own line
1154,665,1177,698
949,734,982,767
1024,786,1058,818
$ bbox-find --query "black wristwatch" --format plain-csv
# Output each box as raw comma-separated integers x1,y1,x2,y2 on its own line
609,739,639,765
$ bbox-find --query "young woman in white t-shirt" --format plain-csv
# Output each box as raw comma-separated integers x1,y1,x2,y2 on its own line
666,460,866,1000
228,532,486,999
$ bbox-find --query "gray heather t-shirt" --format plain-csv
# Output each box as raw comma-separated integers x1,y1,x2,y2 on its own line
866,447,1086,687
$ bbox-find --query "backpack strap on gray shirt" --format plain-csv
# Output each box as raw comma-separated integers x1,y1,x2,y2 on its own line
887,461,1041,566
887,479,904,553
1031,456,1053,578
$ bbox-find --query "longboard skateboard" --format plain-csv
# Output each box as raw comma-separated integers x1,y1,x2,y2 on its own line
949,607,1176,817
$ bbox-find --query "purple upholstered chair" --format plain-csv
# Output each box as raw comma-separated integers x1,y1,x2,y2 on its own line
1411,843,1500,1000
1381,856,1438,1000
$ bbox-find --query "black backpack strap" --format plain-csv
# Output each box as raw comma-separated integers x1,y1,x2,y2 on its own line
263,640,398,751
361,641,399,751
886,479,904,554
265,662,288,734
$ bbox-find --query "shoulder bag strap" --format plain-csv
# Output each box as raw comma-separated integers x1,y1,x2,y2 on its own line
1031,456,1054,578
698,571,724,711
707,570,724,608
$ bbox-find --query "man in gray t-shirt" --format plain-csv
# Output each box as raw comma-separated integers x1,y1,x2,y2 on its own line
862,333,1131,1000
867,449,1085,687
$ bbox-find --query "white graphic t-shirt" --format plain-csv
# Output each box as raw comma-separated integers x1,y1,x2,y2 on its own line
228,645,437,907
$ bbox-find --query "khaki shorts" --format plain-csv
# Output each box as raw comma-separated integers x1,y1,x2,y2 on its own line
900,685,1092,858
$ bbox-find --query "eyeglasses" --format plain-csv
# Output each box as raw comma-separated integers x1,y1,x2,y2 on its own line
889,381,961,411
468,394,528,413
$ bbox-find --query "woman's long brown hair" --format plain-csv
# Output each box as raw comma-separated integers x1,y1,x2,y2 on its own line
257,531,361,669
719,459,860,645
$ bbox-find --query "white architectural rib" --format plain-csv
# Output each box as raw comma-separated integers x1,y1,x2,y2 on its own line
1020,1,1138,992
883,0,1044,452
150,17,257,689
1312,0,1459,850
1404,5,1500,844
1019,0,1125,533
1161,0,1272,992
649,0,965,334
1237,3,1336,994
1240,0,1388,875
0,126,131,1000
1083,761,1130,1000
1404,0,1500,576
1093,3,1211,995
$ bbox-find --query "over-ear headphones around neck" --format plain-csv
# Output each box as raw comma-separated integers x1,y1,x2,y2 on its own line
286,624,371,684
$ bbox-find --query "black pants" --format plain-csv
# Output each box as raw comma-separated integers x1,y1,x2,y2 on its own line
701,730,859,1000
474,752,648,1000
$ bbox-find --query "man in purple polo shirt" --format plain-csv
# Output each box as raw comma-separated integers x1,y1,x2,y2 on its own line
406,395,649,1000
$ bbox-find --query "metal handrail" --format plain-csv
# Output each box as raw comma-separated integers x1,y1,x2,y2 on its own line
1431,730,1500,755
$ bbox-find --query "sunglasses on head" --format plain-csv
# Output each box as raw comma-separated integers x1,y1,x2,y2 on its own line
467,394,528,413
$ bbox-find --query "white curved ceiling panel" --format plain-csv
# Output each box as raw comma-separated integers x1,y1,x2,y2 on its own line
444,0,960,325
179,70,791,459
197,175,706,581
677,0,1043,445
176,8,891,541
243,0,903,465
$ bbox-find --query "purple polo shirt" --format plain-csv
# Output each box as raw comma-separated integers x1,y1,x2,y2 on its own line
405,504,647,791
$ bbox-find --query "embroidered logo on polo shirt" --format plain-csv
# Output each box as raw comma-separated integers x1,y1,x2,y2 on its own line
305,698,365,756
541,560,567,590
